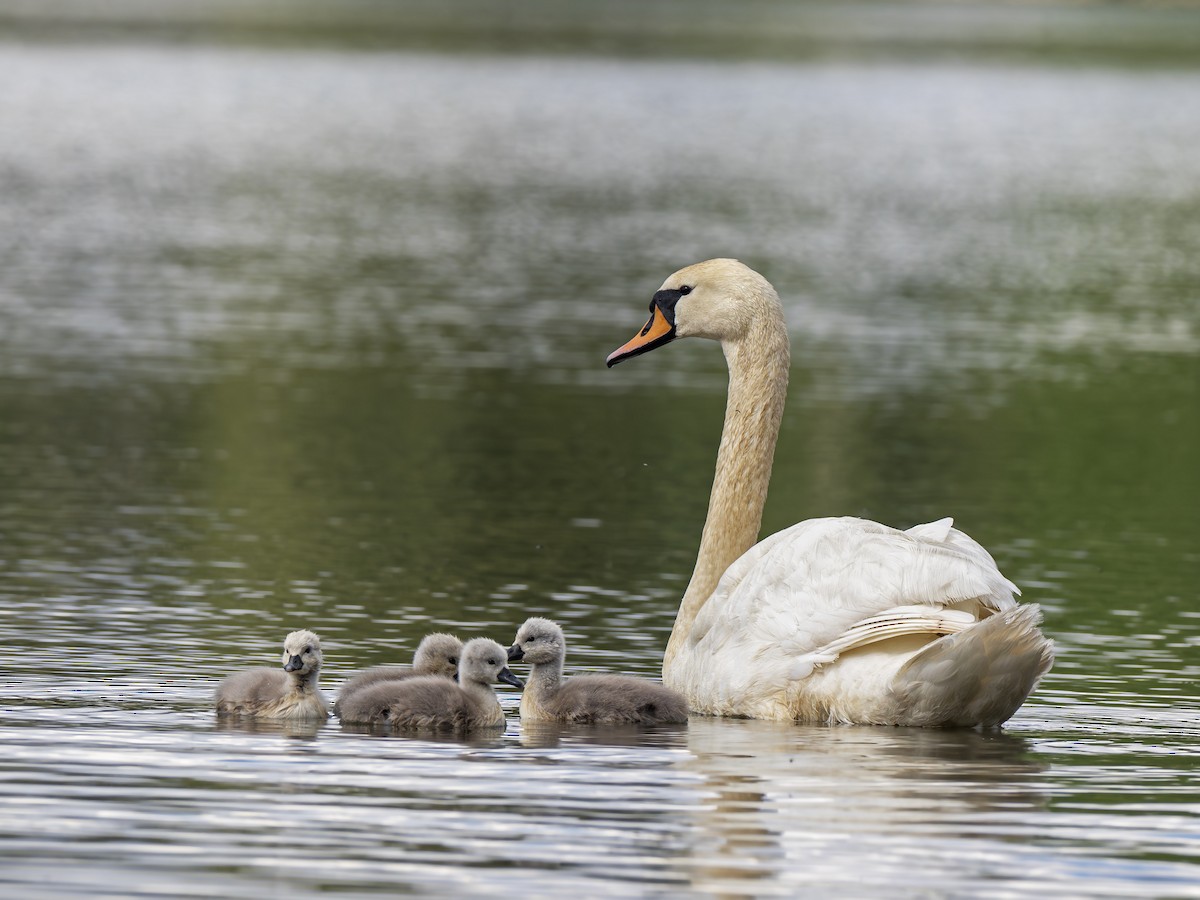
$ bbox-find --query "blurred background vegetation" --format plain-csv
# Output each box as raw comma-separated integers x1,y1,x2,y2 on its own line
3,0,1200,63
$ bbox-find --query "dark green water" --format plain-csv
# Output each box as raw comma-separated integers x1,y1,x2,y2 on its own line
0,8,1197,896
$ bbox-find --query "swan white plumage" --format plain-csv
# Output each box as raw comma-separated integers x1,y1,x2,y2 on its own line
606,258,1053,727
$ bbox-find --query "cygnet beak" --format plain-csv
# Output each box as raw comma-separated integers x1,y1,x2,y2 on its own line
497,668,524,690
283,655,304,672
507,644,524,662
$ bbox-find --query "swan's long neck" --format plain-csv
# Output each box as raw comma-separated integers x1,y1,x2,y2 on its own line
664,310,789,669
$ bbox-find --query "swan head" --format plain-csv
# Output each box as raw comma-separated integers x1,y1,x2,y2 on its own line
606,258,781,366
412,632,463,680
506,617,566,667
459,638,524,690
281,629,322,676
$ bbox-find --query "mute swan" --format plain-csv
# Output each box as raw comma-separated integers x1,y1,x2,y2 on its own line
332,632,462,716
336,638,523,730
606,258,1054,726
507,617,688,725
215,629,329,721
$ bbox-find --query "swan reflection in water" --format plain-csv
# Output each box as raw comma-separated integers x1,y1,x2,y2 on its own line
675,718,1046,893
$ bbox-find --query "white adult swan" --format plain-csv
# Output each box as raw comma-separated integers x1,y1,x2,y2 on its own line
606,258,1053,726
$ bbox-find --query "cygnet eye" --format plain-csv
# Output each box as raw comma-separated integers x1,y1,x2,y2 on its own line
303,646,313,655
448,656,458,665
679,285,693,295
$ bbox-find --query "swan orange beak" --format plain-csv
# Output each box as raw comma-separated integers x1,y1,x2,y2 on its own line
606,305,676,367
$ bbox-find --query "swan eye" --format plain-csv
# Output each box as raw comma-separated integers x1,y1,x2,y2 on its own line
303,646,312,655
448,657,458,665
678,285,693,295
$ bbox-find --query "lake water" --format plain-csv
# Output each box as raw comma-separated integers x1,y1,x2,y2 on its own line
0,13,1198,898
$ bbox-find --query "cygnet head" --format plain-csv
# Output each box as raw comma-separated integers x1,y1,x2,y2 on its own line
281,629,322,676
412,632,463,680
458,638,524,690
507,617,566,667
606,258,782,366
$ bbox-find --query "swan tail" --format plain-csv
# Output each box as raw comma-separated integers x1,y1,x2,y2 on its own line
890,604,1054,727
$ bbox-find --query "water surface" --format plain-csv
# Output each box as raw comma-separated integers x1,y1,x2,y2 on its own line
0,23,1197,899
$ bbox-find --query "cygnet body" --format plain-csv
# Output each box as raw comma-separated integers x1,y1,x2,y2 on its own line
507,618,688,725
337,638,522,731
332,633,462,716
215,629,328,721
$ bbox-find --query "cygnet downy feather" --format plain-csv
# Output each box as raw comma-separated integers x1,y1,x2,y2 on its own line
337,638,522,731
215,629,329,721
332,632,462,716
507,618,688,725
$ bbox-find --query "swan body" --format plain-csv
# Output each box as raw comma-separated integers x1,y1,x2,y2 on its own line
215,629,329,721
336,638,522,731
607,259,1053,726
332,632,462,716
507,618,688,725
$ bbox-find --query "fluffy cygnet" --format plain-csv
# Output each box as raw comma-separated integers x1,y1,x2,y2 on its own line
507,618,688,725
215,629,329,721
332,632,462,716
337,638,522,731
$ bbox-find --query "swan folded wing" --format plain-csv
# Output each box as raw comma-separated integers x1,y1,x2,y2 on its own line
689,517,1021,670
904,517,956,543
908,518,1021,599
786,605,976,679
